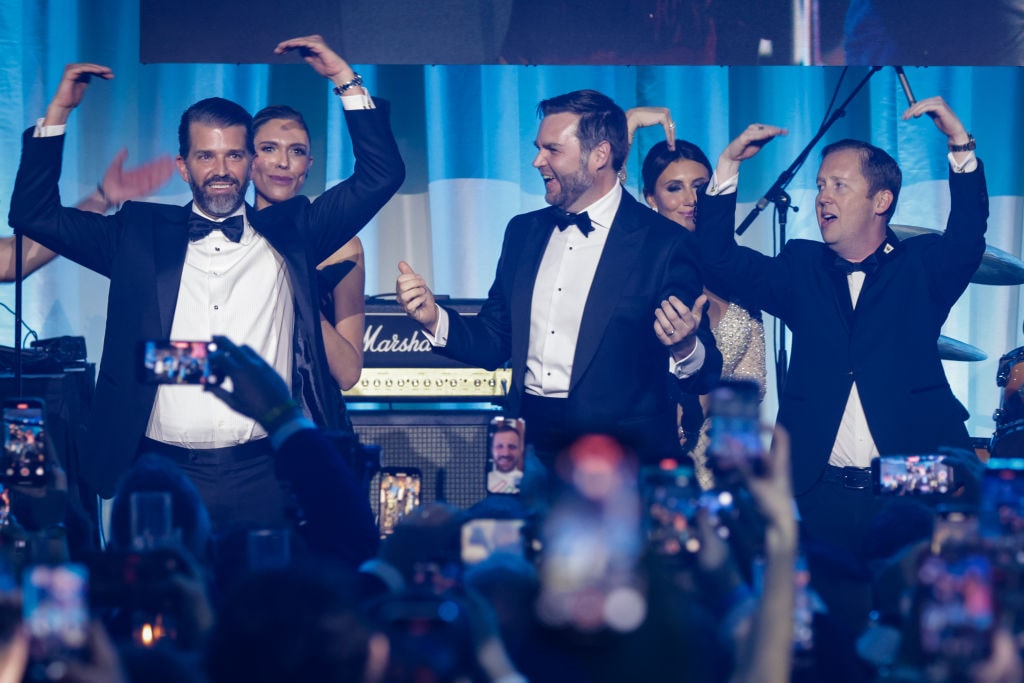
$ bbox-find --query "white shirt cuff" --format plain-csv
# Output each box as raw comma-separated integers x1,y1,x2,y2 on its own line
670,338,706,379
422,305,449,347
340,92,375,110
948,151,977,174
707,171,738,196
34,118,66,138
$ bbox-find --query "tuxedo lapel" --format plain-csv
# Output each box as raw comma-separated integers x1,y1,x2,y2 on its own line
251,202,316,326
153,203,192,337
570,196,646,390
510,213,555,365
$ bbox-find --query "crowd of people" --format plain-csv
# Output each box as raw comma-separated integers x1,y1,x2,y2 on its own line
0,28,1017,683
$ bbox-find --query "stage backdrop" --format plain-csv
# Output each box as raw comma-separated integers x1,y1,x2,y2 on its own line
1,1,1022,440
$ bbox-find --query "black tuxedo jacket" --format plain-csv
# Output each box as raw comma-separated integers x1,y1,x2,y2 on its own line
439,190,722,458
8,104,404,497
697,164,988,495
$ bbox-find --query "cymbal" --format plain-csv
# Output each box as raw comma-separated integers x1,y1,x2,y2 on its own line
938,335,987,362
890,224,1024,285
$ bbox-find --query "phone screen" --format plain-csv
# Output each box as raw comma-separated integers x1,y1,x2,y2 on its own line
378,469,422,537
2,398,48,486
139,340,221,385
980,459,1024,540
486,417,525,495
874,454,954,496
641,464,701,558
461,518,526,566
918,552,995,665
23,564,89,680
707,380,763,472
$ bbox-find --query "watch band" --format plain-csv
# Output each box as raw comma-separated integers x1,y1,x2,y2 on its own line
948,134,976,153
332,73,363,97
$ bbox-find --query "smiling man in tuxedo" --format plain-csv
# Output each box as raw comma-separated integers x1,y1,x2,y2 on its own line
8,36,405,531
397,89,721,462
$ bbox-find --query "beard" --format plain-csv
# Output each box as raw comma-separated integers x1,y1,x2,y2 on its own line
547,162,595,211
190,174,248,217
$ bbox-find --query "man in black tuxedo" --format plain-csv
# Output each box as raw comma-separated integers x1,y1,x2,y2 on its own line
695,97,987,561
8,36,404,531
396,90,721,462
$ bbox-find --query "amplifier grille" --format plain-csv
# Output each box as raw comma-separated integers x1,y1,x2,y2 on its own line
351,410,498,513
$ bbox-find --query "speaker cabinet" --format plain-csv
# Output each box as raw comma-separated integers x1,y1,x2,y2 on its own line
350,410,499,512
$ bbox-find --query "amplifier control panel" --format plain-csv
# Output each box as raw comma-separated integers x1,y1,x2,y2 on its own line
346,368,512,401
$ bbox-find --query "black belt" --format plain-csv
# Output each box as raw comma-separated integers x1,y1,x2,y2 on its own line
821,464,872,490
139,437,273,466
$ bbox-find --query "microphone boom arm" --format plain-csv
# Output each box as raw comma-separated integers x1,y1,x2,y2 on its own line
736,66,882,236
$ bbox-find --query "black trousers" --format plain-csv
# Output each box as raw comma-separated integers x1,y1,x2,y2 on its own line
138,438,288,533
797,472,888,639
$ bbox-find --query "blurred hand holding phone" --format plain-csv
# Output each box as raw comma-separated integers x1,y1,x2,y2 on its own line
917,549,995,671
980,458,1024,542
536,435,646,634
139,340,222,385
708,381,765,480
23,563,88,682
378,468,423,538
873,454,955,496
460,518,526,567
2,398,50,487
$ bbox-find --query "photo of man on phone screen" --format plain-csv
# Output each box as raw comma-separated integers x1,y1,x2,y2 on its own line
487,421,524,494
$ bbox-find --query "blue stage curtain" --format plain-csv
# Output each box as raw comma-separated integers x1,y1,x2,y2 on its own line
1,1,1020,438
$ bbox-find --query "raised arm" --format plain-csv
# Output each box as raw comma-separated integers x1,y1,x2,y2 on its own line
904,96,987,304
1,148,173,282
42,62,113,127
275,34,362,96
318,237,365,391
273,35,405,260
730,426,798,683
713,123,787,182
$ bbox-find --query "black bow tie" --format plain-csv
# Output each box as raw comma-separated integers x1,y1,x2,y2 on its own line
549,208,594,237
834,254,878,275
187,213,244,243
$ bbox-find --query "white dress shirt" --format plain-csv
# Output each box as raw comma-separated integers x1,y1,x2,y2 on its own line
146,207,295,448
429,183,705,393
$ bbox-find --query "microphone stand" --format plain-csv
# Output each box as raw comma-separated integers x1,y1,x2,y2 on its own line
14,232,23,397
733,66,881,398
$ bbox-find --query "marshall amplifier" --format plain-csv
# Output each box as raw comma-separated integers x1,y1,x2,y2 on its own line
348,298,512,402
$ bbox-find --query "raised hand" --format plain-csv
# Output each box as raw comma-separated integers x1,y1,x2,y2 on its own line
204,336,300,430
274,35,357,87
396,261,439,333
44,63,114,126
715,123,788,180
626,106,676,150
741,425,797,555
100,149,175,207
902,95,971,147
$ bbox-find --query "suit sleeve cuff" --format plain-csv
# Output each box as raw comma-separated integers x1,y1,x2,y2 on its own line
948,151,978,174
340,92,375,110
422,305,449,347
707,172,738,196
34,118,66,138
670,339,706,378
